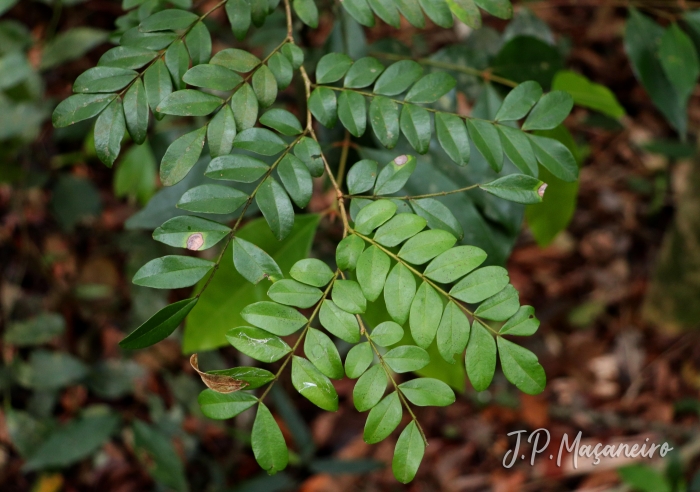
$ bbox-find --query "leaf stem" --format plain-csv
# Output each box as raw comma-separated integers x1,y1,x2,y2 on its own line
345,184,480,201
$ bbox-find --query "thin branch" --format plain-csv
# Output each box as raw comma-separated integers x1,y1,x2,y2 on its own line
336,131,351,190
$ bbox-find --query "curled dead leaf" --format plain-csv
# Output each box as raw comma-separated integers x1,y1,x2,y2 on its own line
190,354,249,393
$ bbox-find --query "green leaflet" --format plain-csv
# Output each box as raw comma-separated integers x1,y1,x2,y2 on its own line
98,46,158,70
293,0,320,28
267,279,323,309
153,216,231,251
474,0,512,18
528,134,578,182
373,60,423,96
304,328,344,379
226,326,291,362
182,64,243,91
369,96,400,149
205,154,269,183
160,126,207,186
316,53,353,83
252,65,278,108
494,81,542,122
207,106,237,158
474,284,519,321
659,23,699,105
165,40,189,91
522,91,574,131
211,48,261,72
396,0,426,28
446,0,481,29
436,301,470,363
232,236,284,284
290,258,335,287
342,0,376,26
133,255,214,289
144,59,172,119
120,298,198,350
384,263,416,325
268,52,293,90
332,279,366,314
356,245,390,302
282,44,304,70
410,198,464,240
292,356,339,411
231,83,259,131
354,199,397,234
465,320,496,391
241,301,308,335
52,94,116,128
419,0,453,28
309,87,338,128
409,281,443,348
479,174,546,205
364,392,402,444
226,0,251,40
497,337,546,395
398,229,457,265
256,177,295,241
278,154,313,208
398,378,455,406
466,119,503,173
338,90,367,137
424,245,486,284
234,128,287,156
374,213,426,247
260,109,303,136
252,403,289,474
123,78,149,145
551,71,625,120
345,342,374,379
374,155,417,195
294,137,325,177
344,57,385,88
157,89,223,116
383,346,430,373
94,98,125,167
496,125,538,177
139,9,199,32
500,305,539,336
405,72,456,103
450,265,509,303
400,105,431,154
73,66,137,93
353,364,387,411
336,234,365,270
205,367,275,389
198,390,257,420
319,300,361,343
370,321,404,347
435,113,470,166
367,0,401,27
347,159,378,195
185,21,212,66
392,421,424,484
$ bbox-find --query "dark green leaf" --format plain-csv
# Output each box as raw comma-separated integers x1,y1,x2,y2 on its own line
226,326,291,362
400,105,431,154
304,328,344,379
157,89,223,116
410,198,464,239
252,403,289,474
500,305,539,336
398,229,457,265
356,245,390,301
354,199,397,234
435,113,470,166
241,301,308,335
660,23,699,104
395,0,425,28
364,392,401,444
551,71,625,120
374,155,416,195
309,87,337,128
120,297,198,349
98,46,157,70
165,40,189,91
234,128,286,155
405,72,455,103
367,0,401,28
497,125,538,176
450,265,509,303
73,66,137,93
183,64,243,91
231,83,259,131
374,213,426,247
338,90,367,137
437,301,470,363
419,0,453,28
160,126,207,186
345,342,374,378
210,48,261,72
185,21,211,66
208,106,237,157
336,234,365,270
528,134,578,182
226,0,251,40
293,0,319,27
124,78,149,144
260,108,303,136
465,320,496,391
139,9,199,31
319,299,360,343
399,377,455,406
480,174,546,204
494,80,542,122
347,159,378,195
424,245,486,283
256,177,295,240
371,321,404,347
153,216,231,250
268,51,294,90
232,236,284,284
281,43,305,70
290,258,334,287
252,65,278,108
474,0,511,18
353,364,387,411
373,60,422,96
446,0,481,28
198,390,257,419
467,119,503,172
268,279,322,309
409,281,443,348
392,421,424,483
94,98,125,167
294,137,325,177
206,154,268,182
384,263,415,325
522,91,573,131
53,94,116,128
144,59,172,119
369,96,400,149
342,0,376,27
278,154,313,208
317,53,354,84
4,314,65,347
344,57,385,89
497,337,546,394
133,255,214,288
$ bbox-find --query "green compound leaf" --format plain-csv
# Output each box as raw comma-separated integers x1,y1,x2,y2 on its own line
384,263,416,326
409,281,444,348
207,106,237,158
304,328,344,379
309,87,338,128
347,159,379,195
410,198,464,240
424,245,486,284
205,367,275,389
232,237,284,284
500,305,539,336
336,234,365,270
373,60,423,96
290,259,334,287
398,229,457,265
374,213,426,247
198,390,257,419
356,246,390,302
353,364,387,411
205,154,269,183
450,265,509,303
316,53,354,84
369,96,400,149
252,403,289,475
260,108,303,136
465,320,496,391
278,154,313,208
319,300,361,343
364,391,402,444
467,119,503,173
392,421,425,484
405,72,456,103
73,66,137,93
332,279,367,314
370,321,404,347
480,174,546,205
400,105,431,154
436,301,470,363
374,154,417,195
474,284,519,321
160,126,207,186
256,177,295,241
133,255,214,289
398,377,455,406
52,94,116,128
354,199,397,234
497,125,538,177
345,342,374,379
497,337,546,395
267,279,322,309
435,112,470,166
522,90,574,131
344,57,385,88
153,216,231,251
120,298,198,350
384,346,430,373
226,326,291,363
338,90,367,137
292,356,339,411
494,80,542,122
241,301,308,335
182,64,243,91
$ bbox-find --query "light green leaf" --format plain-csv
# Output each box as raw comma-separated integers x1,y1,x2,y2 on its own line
160,126,207,186
398,229,457,265
494,80,542,122
252,403,289,474
319,300,361,343
374,155,417,195
260,108,303,136
522,91,574,131
94,98,125,167
338,90,367,137
73,66,137,93
436,301,470,363
370,321,404,347
618,465,672,492
183,64,243,91
424,245,486,283
293,0,319,27
369,96,400,149
294,137,325,177
354,199,397,234
290,258,334,287
205,154,269,182
384,346,429,373
139,8,199,31
465,320,496,391
373,60,422,96
133,255,214,289
278,154,312,208
356,246,390,302
410,198,464,240
332,279,366,314
256,177,295,240
316,53,353,84
153,216,230,251
267,280,322,309
528,134,578,182
292,356,339,411
304,328,344,379
405,72,456,103
500,305,539,336
480,174,546,205
344,57,385,88
496,125,538,176
467,119,503,173
144,59,172,119
231,83,259,131
241,301,308,335
551,70,625,119
409,281,443,348
345,342,374,378
232,236,284,284
124,78,149,145
450,265,509,303
364,392,401,444
198,390,257,419
308,87,337,128
52,94,116,128
400,105,431,154
211,48,261,72
398,377,455,406
384,263,416,325
120,298,197,349
226,0,251,40
474,284,519,321
446,0,481,28
226,326,291,362
497,337,546,394
347,159,378,195
353,364,387,411
392,421,424,484
374,213,426,247
435,113,470,166
207,106,237,157
268,52,293,90
4,314,65,347
336,234,365,270
234,128,287,155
